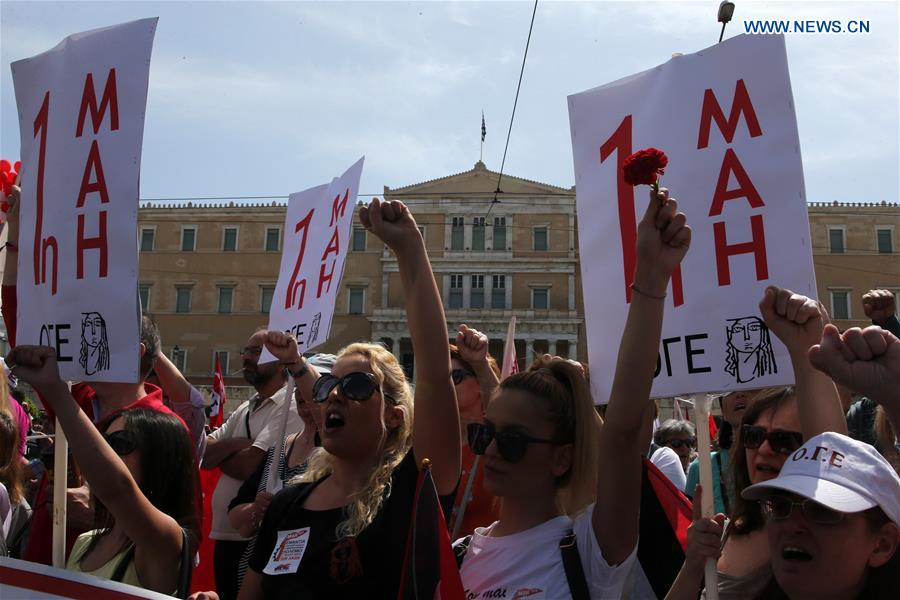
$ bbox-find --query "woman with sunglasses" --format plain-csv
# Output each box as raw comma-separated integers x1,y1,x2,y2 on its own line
458,188,691,598
238,198,460,599
668,286,849,600
743,431,900,599
6,345,197,596
449,324,501,538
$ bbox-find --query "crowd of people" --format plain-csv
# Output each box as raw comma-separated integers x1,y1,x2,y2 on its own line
0,178,898,599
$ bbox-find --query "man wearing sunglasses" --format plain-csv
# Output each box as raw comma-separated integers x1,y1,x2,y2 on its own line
202,328,303,600
654,419,697,474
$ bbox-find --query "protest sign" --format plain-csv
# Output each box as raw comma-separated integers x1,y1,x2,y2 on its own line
0,556,175,599
568,34,816,403
261,157,365,361
11,18,157,382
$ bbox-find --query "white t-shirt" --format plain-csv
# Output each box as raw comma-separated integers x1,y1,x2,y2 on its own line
207,385,303,541
650,446,687,491
459,503,638,600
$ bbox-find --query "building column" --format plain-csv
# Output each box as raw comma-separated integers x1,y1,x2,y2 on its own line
526,338,535,365
548,339,557,356
381,276,389,308
568,273,576,311
391,338,399,357
568,339,578,361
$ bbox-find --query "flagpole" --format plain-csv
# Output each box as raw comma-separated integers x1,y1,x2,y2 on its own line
451,455,481,540
694,392,719,600
52,417,68,568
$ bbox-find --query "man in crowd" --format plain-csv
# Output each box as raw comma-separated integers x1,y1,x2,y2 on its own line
201,328,303,600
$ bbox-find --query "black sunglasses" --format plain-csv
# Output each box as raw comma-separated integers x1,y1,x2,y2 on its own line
104,430,137,457
451,368,475,385
467,421,565,463
761,495,845,525
312,372,395,404
742,425,804,455
665,438,696,450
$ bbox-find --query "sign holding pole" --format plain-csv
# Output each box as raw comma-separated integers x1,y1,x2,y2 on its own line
11,18,158,383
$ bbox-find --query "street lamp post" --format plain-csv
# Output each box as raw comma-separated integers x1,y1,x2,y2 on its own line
718,1,736,43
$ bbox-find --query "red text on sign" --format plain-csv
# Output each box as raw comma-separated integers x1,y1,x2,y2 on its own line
600,116,685,307
713,215,769,286
697,79,762,150
33,92,59,295
285,209,314,310
76,69,119,137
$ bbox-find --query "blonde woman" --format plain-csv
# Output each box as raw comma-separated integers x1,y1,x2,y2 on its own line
237,198,460,599
457,188,691,598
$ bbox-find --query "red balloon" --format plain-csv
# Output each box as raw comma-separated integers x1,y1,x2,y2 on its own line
14,161,21,173
0,160,10,173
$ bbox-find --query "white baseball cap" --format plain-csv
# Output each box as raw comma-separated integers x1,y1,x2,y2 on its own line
742,431,900,525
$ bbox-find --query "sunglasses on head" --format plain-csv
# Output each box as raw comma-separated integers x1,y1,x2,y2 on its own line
665,438,696,450
467,421,566,463
451,368,475,385
742,425,804,455
312,372,395,404
104,430,137,457
761,495,845,525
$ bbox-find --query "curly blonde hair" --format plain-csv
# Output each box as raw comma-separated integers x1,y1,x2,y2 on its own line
295,342,413,539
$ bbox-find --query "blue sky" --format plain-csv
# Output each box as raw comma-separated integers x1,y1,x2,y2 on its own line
1,1,897,204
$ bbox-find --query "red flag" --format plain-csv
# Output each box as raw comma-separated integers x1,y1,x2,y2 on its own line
190,468,221,594
397,461,464,600
708,413,718,442
209,354,226,428
637,458,693,597
501,315,518,380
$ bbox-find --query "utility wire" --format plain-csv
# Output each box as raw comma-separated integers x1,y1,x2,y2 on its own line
486,0,539,221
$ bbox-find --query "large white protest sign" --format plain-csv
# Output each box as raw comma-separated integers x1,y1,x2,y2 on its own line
11,18,157,383
0,556,175,599
568,34,816,403
262,158,365,361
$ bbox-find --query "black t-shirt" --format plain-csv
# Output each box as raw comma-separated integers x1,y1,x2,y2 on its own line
248,449,455,599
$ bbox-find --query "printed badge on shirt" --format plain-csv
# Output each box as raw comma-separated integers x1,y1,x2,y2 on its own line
465,587,545,600
263,527,310,575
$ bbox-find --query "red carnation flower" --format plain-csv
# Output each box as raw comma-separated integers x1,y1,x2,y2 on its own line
623,148,668,190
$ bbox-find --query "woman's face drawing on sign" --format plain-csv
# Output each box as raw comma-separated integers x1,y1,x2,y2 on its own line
729,317,763,353
84,314,105,347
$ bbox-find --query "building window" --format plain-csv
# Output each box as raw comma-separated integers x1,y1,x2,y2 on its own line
223,226,238,252
171,347,187,372
260,286,275,313
470,275,484,309
140,227,155,252
352,226,367,252
139,285,151,311
348,287,365,315
472,217,485,251
533,226,548,251
876,228,893,254
830,290,850,320
214,351,229,374
827,227,845,254
175,286,192,313
449,275,464,309
265,226,281,252
218,286,234,314
493,217,507,250
418,225,427,241
491,275,506,309
532,287,549,310
181,226,197,252
451,217,464,251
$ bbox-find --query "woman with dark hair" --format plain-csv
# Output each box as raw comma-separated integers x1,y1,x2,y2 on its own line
6,346,197,596
1,409,30,557
743,432,900,600
670,286,854,600
457,187,692,597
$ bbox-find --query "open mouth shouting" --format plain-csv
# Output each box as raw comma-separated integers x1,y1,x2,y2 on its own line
324,410,346,433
